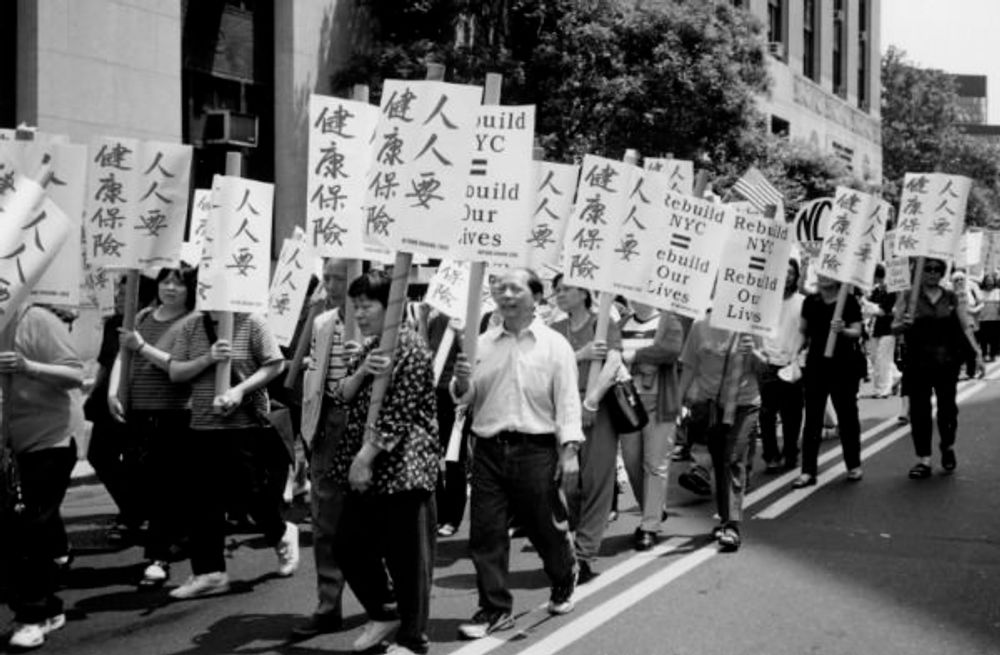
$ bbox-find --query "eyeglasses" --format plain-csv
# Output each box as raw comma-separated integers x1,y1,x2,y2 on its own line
924,266,945,274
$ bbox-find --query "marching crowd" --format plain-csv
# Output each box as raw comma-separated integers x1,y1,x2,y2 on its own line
0,251,985,652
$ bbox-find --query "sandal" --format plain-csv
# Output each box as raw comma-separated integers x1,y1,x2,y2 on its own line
717,526,741,553
908,463,932,479
791,474,817,489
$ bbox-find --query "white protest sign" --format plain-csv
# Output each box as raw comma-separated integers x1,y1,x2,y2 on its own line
307,95,379,259
794,196,832,257
627,189,731,320
134,142,193,269
453,105,536,266
895,173,972,262
956,230,983,270
85,136,141,269
561,155,641,293
197,175,274,314
363,80,482,257
31,144,88,307
815,187,887,292
710,205,793,336
267,230,314,348
188,189,213,264
981,230,1000,276
883,230,911,293
525,162,579,270
0,177,74,332
643,158,694,196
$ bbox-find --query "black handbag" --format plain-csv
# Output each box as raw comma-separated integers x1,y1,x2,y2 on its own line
605,376,649,433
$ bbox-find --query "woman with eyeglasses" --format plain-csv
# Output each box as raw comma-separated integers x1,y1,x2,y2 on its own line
894,258,982,479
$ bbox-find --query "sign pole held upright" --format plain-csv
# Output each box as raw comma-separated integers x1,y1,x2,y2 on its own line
214,151,243,397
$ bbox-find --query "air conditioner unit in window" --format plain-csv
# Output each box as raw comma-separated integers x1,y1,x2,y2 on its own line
768,42,787,59
204,110,259,148
834,9,845,21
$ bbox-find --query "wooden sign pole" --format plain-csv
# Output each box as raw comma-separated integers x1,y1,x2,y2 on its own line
363,62,447,443
117,270,141,410
462,72,503,365
823,283,852,358
213,151,243,396
908,256,926,317
584,149,640,398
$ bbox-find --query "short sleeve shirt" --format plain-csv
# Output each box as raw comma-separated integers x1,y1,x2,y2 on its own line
550,313,623,394
170,312,284,430
802,292,862,366
679,318,759,406
129,310,190,412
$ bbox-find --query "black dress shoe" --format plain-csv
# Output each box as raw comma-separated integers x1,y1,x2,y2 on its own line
634,529,657,551
576,560,599,585
290,613,344,640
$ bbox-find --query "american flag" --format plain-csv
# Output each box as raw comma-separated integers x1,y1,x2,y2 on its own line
733,167,783,219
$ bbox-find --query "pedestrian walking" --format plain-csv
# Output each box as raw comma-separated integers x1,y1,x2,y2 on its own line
109,265,197,588
677,314,761,552
1,304,85,650
452,268,581,640
757,259,805,472
549,274,623,583
426,309,466,538
793,275,865,488
618,302,684,550
868,265,901,397
166,311,296,599
976,273,999,361
329,269,439,655
894,258,982,479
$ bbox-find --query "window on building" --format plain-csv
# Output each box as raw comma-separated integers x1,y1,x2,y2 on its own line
771,115,791,138
832,0,847,98
730,0,745,8
768,0,786,59
857,0,869,110
0,0,16,127
803,0,819,82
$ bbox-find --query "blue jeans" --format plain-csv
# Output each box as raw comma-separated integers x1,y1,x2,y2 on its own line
469,435,575,613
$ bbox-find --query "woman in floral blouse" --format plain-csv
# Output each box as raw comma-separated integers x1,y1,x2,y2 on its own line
330,269,439,655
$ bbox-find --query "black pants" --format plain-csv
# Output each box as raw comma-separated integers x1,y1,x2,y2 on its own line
87,418,145,526
309,404,347,618
186,428,288,575
334,489,436,654
434,388,467,528
802,368,861,477
129,410,190,562
469,435,575,613
8,442,76,624
907,364,960,458
758,365,803,465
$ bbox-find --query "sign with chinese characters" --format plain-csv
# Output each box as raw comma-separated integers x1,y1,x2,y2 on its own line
267,229,314,347
525,162,579,270
187,189,213,265
197,175,274,314
895,173,972,262
883,230,911,293
363,80,482,257
134,142,193,269
0,176,75,332
307,94,379,260
452,105,536,266
627,189,731,320
710,205,793,336
814,187,886,292
561,155,641,293
643,158,693,196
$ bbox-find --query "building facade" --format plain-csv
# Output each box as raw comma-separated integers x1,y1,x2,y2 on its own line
740,0,882,184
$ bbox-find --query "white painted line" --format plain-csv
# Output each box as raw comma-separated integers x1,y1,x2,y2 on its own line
512,547,718,655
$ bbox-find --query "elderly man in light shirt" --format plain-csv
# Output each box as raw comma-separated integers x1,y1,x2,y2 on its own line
451,267,582,640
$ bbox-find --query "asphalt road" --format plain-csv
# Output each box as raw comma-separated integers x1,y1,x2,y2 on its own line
3,368,999,655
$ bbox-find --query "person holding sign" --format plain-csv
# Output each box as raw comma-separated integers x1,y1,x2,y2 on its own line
792,276,865,488
108,265,198,589
327,270,439,655
452,268,581,639
893,258,982,479
166,312,295,599
2,304,84,650
550,274,623,582
677,315,761,553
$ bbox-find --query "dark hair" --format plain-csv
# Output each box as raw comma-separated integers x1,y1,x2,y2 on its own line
551,272,592,309
874,263,885,280
156,264,198,311
787,258,801,286
348,269,392,307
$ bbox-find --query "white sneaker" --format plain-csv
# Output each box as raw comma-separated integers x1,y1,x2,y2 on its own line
168,572,230,600
140,561,169,586
276,522,300,577
352,619,400,652
8,614,65,649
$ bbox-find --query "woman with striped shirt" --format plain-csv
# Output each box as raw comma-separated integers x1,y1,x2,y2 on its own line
110,265,197,588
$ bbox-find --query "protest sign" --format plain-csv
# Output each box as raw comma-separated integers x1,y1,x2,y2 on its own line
883,230,911,293
814,187,887,292
794,196,832,257
197,175,274,314
561,154,641,293
86,136,141,269
710,204,793,337
31,144,87,306
452,105,536,266
895,173,972,262
363,79,482,257
956,230,983,271
267,229,314,348
643,158,694,196
525,162,579,270
134,142,193,269
307,94,379,259
188,189,213,262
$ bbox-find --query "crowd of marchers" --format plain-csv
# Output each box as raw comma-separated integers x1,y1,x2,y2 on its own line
0,252,980,653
